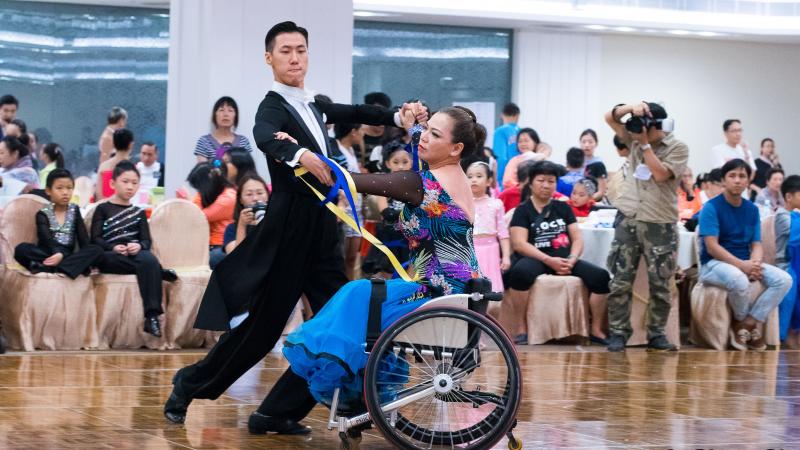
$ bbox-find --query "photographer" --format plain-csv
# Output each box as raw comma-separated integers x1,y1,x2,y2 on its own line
603,101,689,352
223,173,270,255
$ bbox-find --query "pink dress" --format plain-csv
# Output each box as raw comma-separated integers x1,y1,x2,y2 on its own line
473,196,509,292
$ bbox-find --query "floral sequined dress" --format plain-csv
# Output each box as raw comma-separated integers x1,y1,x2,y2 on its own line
283,169,482,410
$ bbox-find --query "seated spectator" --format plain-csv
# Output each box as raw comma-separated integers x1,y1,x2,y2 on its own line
506,161,611,344
502,128,546,189
557,147,585,196
755,167,785,212
775,175,800,348
499,159,537,212
96,129,134,201
14,168,103,278
678,167,703,221
699,159,792,351
136,142,164,192
223,173,270,255
700,168,724,204
91,161,177,337
188,162,237,269
568,177,598,218
222,146,256,187
0,136,38,192
39,143,65,189
194,96,252,163
752,137,781,199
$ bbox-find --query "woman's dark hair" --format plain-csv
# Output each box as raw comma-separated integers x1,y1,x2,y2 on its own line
580,128,598,143
529,160,563,180
767,167,785,182
112,160,140,180
695,173,707,190
720,158,753,178
334,123,361,140
188,162,231,208
438,106,485,160
10,118,27,134
212,96,240,129
707,168,723,184
42,143,65,169
517,128,540,147
233,172,269,224
265,21,308,52
518,159,540,201
566,147,585,169
224,146,256,186
45,168,73,189
113,128,134,151
382,139,408,163
1,136,28,158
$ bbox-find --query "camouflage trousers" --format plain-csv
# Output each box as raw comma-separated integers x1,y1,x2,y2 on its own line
607,215,678,340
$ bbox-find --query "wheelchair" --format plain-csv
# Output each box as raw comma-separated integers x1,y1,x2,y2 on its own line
327,278,523,450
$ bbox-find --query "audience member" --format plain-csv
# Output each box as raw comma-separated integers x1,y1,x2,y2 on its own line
334,122,366,280
507,161,611,344
499,159,537,212
580,129,608,201
580,128,602,166
222,146,256,187
754,167,785,212
96,128,134,201
223,173,270,255
712,119,755,171
136,142,164,192
699,159,792,351
467,161,511,292
493,102,521,185
604,101,687,353
187,162,237,269
557,147,585,196
502,128,545,189
700,168,724,204
0,94,19,134
752,138,781,196
568,177,598,218
4,118,26,139
678,167,703,221
14,168,102,277
361,92,393,166
91,161,177,337
775,175,800,348
194,96,253,162
605,135,629,205
98,106,128,165
0,136,38,192
38,143,65,189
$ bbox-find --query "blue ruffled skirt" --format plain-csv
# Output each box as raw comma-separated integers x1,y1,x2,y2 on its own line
282,279,432,410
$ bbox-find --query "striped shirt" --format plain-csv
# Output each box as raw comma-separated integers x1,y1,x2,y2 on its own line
193,133,253,160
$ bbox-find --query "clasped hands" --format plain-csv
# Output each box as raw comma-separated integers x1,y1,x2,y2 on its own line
738,259,764,282
544,255,576,275
113,242,142,256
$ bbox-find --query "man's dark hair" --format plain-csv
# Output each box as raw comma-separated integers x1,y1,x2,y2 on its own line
502,103,520,117
566,147,585,169
113,128,134,151
720,158,752,178
707,168,723,183
529,160,563,179
781,175,800,199
723,119,741,132
141,141,158,151
364,92,392,109
0,94,18,107
334,123,361,140
1,136,28,158
211,96,239,128
647,102,668,120
767,167,785,181
265,21,308,52
112,160,140,180
46,168,73,189
613,134,627,150
107,106,127,125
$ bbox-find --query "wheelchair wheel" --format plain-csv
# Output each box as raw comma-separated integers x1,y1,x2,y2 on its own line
363,306,521,450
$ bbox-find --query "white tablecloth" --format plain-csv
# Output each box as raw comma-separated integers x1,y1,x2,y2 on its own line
579,224,696,270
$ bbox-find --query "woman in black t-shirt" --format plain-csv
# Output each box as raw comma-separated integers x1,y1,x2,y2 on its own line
506,161,611,344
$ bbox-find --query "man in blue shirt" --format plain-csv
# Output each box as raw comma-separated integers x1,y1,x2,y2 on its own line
699,158,792,351
493,102,521,188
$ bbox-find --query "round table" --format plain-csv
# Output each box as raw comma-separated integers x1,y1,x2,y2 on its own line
579,224,696,270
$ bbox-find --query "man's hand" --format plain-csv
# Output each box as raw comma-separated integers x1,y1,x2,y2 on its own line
126,242,142,256
43,252,64,267
113,244,128,255
299,151,333,186
738,259,762,280
274,132,298,145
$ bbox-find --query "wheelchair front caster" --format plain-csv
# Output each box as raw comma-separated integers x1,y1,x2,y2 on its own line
507,433,523,450
339,430,362,450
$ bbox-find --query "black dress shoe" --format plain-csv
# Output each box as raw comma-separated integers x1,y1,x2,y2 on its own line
161,269,178,282
144,316,162,337
28,262,55,275
0,333,6,354
248,411,311,435
164,391,192,423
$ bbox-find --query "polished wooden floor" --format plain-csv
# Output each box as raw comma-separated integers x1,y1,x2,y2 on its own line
1,344,799,449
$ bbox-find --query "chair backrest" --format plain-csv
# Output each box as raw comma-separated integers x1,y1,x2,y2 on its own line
761,213,777,265
0,194,49,263
73,176,94,208
82,201,103,230
149,199,210,269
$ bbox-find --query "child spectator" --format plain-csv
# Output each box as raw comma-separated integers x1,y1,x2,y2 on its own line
15,168,102,277
775,174,800,348
467,161,511,293
222,146,256,187
568,177,598,218
187,162,237,269
557,147,585,196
